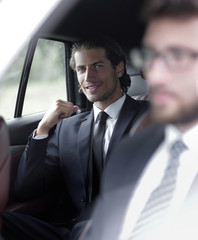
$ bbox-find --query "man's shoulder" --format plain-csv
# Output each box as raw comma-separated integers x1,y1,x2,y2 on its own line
103,124,165,190
130,124,164,145
107,124,165,168
125,94,149,110
120,124,165,154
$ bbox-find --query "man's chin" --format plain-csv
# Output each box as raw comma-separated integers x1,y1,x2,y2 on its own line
86,96,97,103
151,106,177,124
151,105,198,125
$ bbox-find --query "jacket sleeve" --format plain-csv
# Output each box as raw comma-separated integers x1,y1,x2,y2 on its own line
15,123,62,201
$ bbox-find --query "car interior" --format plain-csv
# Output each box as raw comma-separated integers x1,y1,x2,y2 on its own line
0,117,10,231
1,0,149,226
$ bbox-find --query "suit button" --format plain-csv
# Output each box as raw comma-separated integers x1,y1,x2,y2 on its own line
81,196,86,202
25,148,28,157
71,218,76,223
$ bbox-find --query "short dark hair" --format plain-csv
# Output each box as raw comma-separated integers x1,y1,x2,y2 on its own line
69,37,131,93
142,0,198,21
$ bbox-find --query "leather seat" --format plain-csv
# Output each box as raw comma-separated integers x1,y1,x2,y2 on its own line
0,116,10,231
127,66,148,100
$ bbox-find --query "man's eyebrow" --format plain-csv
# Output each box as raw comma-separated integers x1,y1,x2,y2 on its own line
76,64,85,69
76,60,106,70
92,61,105,65
76,61,105,68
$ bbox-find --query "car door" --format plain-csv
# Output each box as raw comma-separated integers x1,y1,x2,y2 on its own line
4,37,72,141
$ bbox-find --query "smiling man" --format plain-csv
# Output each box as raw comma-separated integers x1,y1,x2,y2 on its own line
72,48,123,110
79,1,198,240
2,37,148,240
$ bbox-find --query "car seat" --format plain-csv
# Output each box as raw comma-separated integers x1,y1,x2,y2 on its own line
0,116,10,231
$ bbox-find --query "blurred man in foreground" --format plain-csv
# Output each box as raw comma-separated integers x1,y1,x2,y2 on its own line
80,0,198,239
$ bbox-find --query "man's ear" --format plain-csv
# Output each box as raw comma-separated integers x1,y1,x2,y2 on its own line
116,61,125,77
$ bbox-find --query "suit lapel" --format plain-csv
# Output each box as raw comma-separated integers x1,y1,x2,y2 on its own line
101,125,165,239
100,151,159,240
106,95,144,159
78,111,94,181
98,184,136,240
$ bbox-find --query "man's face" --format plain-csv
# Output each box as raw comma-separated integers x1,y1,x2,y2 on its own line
74,48,123,109
143,17,198,128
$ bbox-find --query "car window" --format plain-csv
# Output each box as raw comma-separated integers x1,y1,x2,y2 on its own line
23,39,67,116
0,39,67,120
0,46,28,120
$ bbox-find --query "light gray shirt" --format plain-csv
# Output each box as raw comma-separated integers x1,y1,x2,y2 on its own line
119,123,198,240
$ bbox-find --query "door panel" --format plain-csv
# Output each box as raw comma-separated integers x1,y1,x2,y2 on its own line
7,112,45,146
3,37,73,214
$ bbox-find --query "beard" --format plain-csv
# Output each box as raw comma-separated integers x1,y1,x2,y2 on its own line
82,74,120,103
151,101,198,126
86,83,118,103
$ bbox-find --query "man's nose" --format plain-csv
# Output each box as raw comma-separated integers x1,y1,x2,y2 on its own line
85,67,94,82
146,58,171,87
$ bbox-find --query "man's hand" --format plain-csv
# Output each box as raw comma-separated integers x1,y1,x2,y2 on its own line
36,99,79,135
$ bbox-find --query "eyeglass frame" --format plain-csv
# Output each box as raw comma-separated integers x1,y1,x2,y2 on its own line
130,47,198,72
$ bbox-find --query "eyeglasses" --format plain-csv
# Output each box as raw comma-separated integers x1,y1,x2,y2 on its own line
130,47,198,72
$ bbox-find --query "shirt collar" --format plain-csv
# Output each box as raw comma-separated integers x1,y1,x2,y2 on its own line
93,94,126,122
183,124,198,154
165,123,198,155
165,124,183,148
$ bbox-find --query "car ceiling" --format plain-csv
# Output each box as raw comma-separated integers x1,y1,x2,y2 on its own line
37,0,147,53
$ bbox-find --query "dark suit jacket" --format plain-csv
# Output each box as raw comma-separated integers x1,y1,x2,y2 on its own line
14,95,148,227
83,124,198,240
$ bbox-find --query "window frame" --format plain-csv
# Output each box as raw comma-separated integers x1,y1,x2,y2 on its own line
14,37,75,118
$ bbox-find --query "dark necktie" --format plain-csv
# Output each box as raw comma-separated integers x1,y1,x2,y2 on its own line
92,111,109,197
128,140,187,240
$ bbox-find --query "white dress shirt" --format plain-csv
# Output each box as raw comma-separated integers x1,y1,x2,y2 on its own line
119,123,198,240
93,94,126,159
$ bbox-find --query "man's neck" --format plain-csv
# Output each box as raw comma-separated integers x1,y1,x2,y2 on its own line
94,92,124,110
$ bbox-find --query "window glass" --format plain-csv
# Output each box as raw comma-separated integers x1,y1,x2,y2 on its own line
0,46,27,120
23,39,66,115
